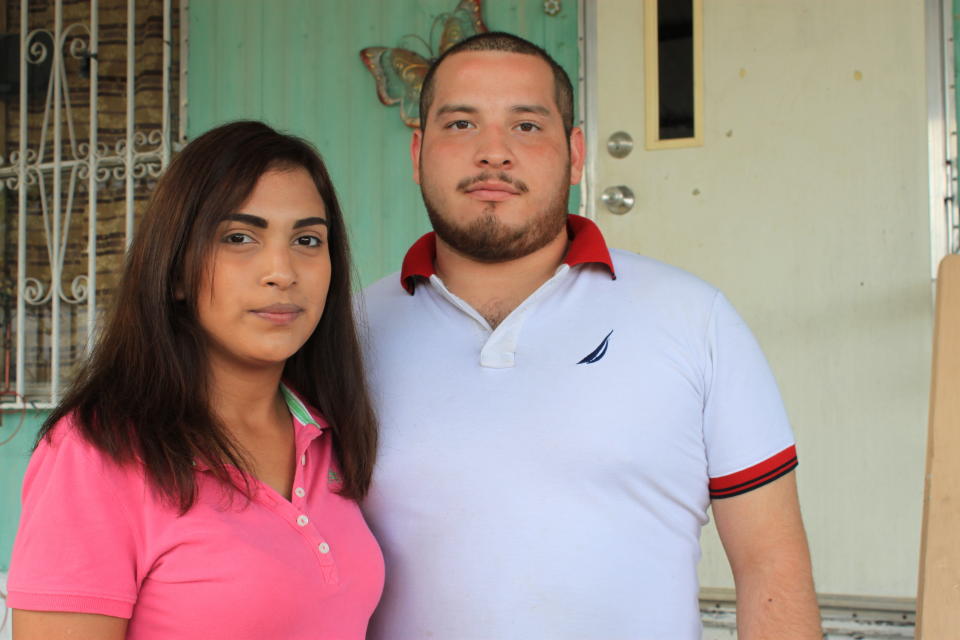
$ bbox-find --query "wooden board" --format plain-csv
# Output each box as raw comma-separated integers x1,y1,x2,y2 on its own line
916,254,960,638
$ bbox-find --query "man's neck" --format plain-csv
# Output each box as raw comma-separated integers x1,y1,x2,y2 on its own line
435,228,568,329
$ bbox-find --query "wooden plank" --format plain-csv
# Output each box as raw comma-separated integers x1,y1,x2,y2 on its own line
916,254,960,638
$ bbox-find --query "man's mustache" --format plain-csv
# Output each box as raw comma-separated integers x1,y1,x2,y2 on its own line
456,172,529,194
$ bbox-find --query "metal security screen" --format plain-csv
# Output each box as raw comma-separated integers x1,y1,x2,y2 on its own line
0,0,181,409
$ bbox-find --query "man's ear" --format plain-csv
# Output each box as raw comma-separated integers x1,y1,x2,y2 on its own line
568,126,585,186
410,128,424,185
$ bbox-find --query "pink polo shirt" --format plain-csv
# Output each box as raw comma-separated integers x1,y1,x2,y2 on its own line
8,386,384,639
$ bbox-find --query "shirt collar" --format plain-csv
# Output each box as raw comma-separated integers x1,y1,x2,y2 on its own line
399,214,616,294
279,383,323,430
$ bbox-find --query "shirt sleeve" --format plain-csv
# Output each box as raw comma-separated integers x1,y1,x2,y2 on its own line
7,419,141,618
702,293,798,499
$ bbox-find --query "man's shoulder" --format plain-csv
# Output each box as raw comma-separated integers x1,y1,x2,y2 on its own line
604,248,719,302
356,271,414,326
361,271,404,302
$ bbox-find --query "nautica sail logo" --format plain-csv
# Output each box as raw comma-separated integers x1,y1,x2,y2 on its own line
577,330,613,364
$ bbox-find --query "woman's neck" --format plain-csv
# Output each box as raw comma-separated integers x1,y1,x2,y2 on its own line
207,357,288,436
206,356,297,499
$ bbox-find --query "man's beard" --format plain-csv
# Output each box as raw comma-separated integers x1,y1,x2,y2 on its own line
421,168,571,263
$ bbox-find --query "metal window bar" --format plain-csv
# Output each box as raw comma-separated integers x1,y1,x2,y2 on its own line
0,0,177,409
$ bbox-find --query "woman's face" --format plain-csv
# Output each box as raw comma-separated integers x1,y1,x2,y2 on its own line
196,167,332,375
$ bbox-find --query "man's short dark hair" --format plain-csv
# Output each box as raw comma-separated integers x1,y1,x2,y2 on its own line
418,31,575,137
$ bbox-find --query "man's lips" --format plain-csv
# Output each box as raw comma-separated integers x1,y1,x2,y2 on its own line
464,181,521,202
251,303,303,324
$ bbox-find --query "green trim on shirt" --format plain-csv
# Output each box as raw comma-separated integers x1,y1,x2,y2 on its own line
280,384,320,429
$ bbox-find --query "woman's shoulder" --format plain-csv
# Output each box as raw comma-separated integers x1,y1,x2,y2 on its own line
33,413,96,462
35,413,109,463
10,414,146,620
27,413,143,494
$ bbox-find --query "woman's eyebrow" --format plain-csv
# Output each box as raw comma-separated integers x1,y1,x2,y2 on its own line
224,213,267,228
222,214,328,229
293,217,328,229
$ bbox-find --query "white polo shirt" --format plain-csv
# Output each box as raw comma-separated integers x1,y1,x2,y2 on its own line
359,215,797,640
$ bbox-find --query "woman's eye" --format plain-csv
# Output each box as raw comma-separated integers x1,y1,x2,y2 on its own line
223,233,253,244
295,235,322,247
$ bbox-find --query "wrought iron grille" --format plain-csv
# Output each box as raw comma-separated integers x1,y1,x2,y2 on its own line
0,0,181,409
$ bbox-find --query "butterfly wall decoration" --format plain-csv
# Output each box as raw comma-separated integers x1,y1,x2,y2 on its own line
360,0,487,128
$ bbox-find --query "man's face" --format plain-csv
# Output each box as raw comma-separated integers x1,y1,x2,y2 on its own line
411,51,584,263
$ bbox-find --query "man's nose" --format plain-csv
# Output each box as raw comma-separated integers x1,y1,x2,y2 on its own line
473,128,514,169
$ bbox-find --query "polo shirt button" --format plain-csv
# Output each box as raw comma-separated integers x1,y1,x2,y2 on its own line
300,454,306,466
318,542,330,554
297,515,309,526
294,487,305,498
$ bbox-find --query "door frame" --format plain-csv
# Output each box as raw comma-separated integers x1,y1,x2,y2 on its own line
926,0,958,281
578,0,598,220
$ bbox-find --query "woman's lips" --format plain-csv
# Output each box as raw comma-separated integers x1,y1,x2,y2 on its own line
251,303,303,325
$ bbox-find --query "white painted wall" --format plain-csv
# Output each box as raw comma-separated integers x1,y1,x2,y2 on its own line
593,0,932,598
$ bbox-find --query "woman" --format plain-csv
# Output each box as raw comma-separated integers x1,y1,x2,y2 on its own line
7,121,383,639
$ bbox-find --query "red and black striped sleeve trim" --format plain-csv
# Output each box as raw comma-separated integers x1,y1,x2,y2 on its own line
708,445,798,499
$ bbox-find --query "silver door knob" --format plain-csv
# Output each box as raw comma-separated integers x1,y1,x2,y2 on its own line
601,185,635,215
607,131,634,158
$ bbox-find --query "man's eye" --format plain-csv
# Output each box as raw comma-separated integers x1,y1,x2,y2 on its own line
223,233,253,244
517,122,541,132
295,235,322,247
447,120,473,130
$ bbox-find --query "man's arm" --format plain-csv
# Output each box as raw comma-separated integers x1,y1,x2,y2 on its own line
712,470,822,639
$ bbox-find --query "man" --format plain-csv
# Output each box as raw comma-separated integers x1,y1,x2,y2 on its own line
359,31,821,640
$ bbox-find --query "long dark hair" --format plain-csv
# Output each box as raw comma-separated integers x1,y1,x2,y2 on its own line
39,120,377,511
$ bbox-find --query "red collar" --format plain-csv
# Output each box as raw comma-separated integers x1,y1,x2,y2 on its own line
400,214,616,294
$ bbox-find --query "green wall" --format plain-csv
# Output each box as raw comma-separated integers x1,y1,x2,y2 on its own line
187,0,581,287
1,411,46,571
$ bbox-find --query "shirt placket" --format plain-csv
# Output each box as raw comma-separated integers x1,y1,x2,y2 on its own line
429,265,572,368
265,423,341,585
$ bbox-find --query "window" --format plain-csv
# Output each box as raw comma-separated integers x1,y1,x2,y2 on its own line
644,0,703,149
0,0,182,407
